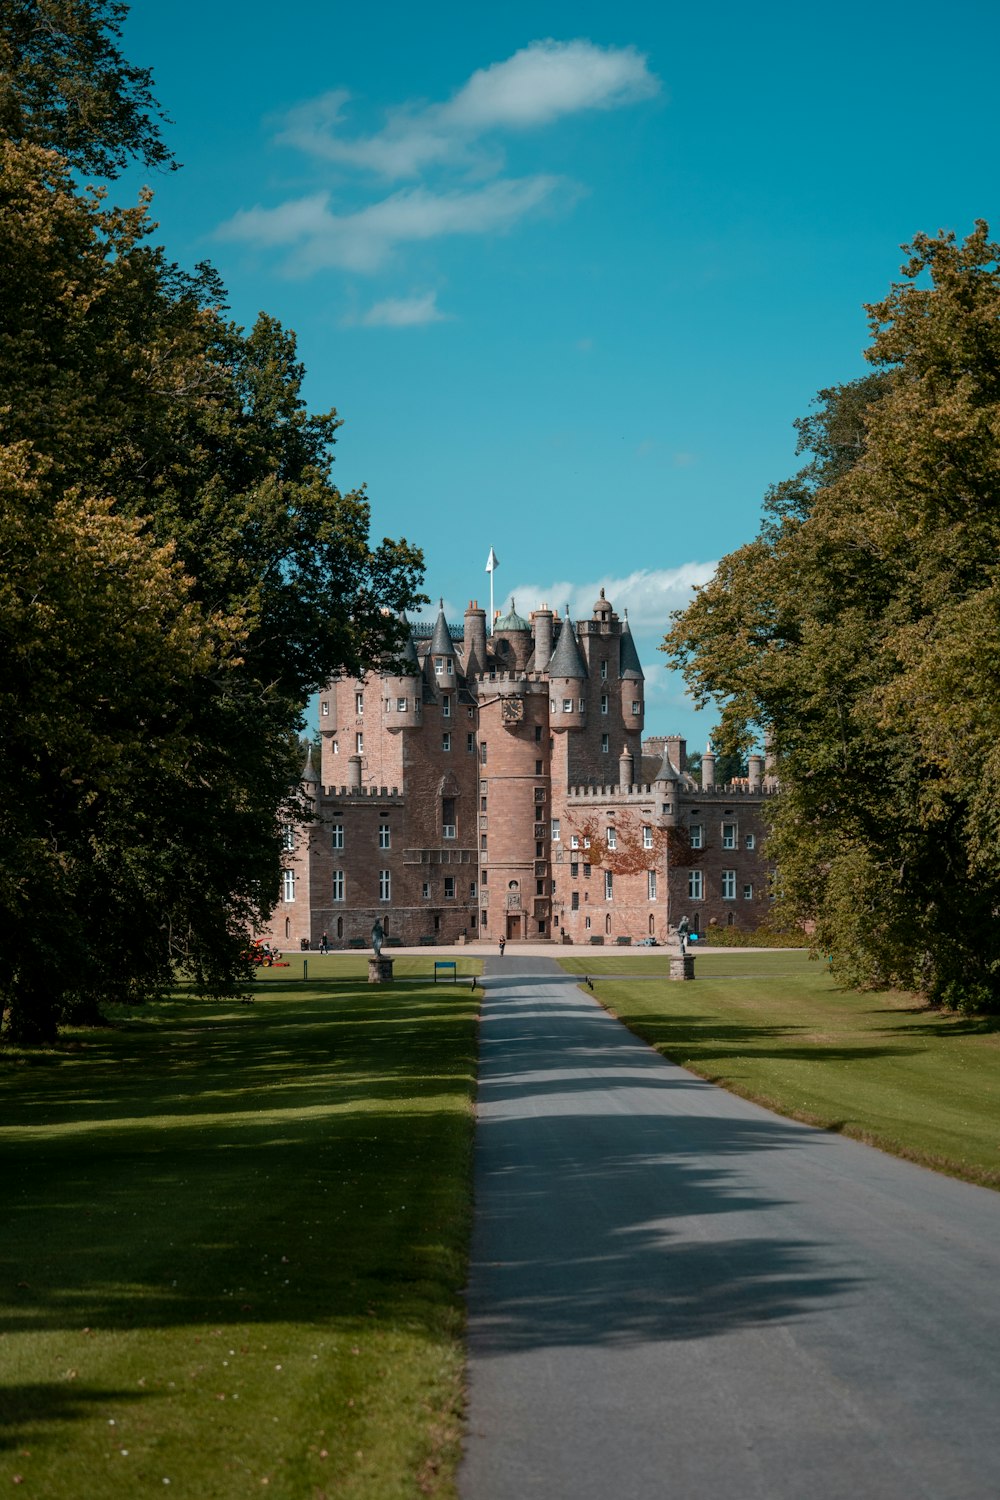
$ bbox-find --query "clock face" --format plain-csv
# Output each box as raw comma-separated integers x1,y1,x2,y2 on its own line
501,697,524,723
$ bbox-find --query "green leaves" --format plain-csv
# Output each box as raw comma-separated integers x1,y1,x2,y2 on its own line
664,223,1000,1011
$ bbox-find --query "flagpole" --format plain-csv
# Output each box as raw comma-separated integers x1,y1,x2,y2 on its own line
485,547,499,634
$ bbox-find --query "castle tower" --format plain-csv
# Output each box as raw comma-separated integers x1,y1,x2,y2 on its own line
463,600,487,677
701,744,716,790
382,617,422,733
547,611,587,732
530,604,554,673
619,611,645,733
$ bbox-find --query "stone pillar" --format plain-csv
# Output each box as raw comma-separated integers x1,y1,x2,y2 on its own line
670,955,696,980
368,957,394,984
618,746,634,789
702,747,716,789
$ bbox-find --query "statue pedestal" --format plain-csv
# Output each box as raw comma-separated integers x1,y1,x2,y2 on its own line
368,957,394,985
670,955,696,981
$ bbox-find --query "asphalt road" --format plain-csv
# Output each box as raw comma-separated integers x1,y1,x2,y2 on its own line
459,956,1000,1500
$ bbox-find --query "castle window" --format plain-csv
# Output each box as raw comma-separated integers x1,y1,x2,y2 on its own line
745,833,756,850
601,734,609,754
470,880,477,898
583,862,591,877
535,725,542,742
578,699,585,712
332,870,345,902
642,825,653,849
481,742,488,764
481,867,488,883
551,819,560,841
534,786,545,802
688,870,703,900
356,732,364,754
481,834,488,851
631,701,641,715
444,877,455,900
467,733,476,752
356,692,364,714
480,779,488,794
600,660,608,680
605,870,613,901
648,870,657,900
447,659,454,676
332,823,344,849
601,694,608,714
397,697,408,711
379,869,391,901
282,827,295,852
571,834,579,849
378,823,390,848
332,740,339,754
442,696,451,717
722,870,736,899
434,657,444,675
607,828,616,850
689,824,703,849
422,881,431,899
442,797,456,839
535,759,543,774
321,701,329,716
536,879,544,896
442,732,451,752
743,883,754,900
572,891,579,910
282,870,295,902
536,842,543,858
722,823,737,849
562,698,573,712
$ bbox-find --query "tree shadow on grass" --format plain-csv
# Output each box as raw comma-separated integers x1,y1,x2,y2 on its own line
0,1382,152,1453
0,986,479,1346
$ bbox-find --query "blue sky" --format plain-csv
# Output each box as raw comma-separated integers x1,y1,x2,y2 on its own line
121,0,999,747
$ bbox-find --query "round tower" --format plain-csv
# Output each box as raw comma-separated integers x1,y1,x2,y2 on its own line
546,610,587,732
618,609,645,733
530,604,554,673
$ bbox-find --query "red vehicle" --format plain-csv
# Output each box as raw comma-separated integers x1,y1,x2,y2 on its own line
244,941,281,968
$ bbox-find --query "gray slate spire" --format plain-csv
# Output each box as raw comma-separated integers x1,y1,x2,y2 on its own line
301,744,321,785
653,746,678,782
620,610,644,681
430,600,453,657
547,614,587,679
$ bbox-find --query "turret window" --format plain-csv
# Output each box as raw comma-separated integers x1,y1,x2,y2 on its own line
442,697,451,717
601,734,609,753
321,701,330,716
562,698,573,712
601,695,608,714
600,660,608,680
631,701,641,715
397,697,408,712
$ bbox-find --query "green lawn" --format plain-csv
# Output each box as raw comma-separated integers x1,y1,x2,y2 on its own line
0,970,480,1498
559,951,1000,1187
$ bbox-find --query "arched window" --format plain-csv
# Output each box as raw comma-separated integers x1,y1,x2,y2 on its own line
605,914,611,935
727,912,734,927
649,914,655,935
336,917,343,939
284,917,290,939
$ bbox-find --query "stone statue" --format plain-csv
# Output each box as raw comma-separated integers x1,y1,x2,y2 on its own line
677,914,690,956
371,918,384,956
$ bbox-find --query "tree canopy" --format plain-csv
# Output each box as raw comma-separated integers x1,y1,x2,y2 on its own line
0,7,424,1040
0,0,174,175
664,223,1000,1011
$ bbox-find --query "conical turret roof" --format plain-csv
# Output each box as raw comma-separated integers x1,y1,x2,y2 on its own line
547,614,587,679
301,744,321,785
430,601,453,656
652,746,678,782
620,611,644,680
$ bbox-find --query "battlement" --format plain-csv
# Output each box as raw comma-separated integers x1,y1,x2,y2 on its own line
323,785,402,800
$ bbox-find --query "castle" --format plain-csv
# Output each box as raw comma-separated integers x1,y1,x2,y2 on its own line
264,589,776,949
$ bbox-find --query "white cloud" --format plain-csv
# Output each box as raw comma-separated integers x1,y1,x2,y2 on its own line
217,175,566,274
355,290,453,327
501,564,718,635
274,40,659,180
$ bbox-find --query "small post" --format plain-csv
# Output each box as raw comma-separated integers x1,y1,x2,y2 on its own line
303,959,308,982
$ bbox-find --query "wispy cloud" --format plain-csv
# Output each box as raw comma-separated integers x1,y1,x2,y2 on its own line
217,176,568,274
354,290,453,327
501,564,717,635
217,39,659,287
275,41,659,179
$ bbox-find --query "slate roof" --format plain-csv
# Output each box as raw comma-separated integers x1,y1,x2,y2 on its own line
547,616,587,679
619,612,644,681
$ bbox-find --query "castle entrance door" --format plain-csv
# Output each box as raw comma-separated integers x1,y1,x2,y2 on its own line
506,913,521,940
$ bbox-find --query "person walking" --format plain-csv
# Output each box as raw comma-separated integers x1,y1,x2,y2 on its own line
320,931,329,954
498,936,506,957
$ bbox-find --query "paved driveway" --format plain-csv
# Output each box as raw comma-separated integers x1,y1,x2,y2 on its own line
460,956,1000,1500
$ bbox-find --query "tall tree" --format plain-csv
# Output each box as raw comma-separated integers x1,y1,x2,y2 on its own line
664,224,1000,1011
0,0,174,175
0,137,424,1040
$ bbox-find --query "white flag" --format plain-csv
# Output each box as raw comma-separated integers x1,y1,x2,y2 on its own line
485,547,499,574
